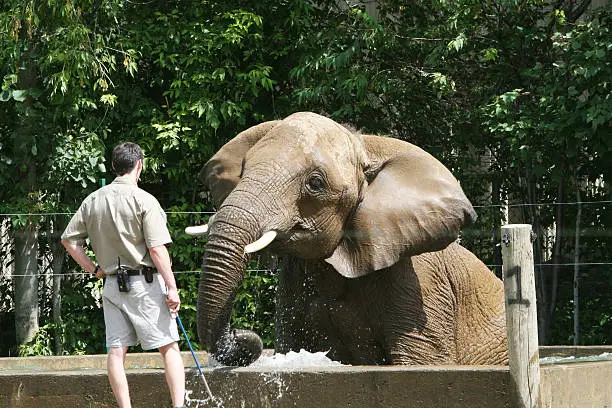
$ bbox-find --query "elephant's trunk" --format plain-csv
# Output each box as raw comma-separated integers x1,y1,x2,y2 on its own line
196,205,264,366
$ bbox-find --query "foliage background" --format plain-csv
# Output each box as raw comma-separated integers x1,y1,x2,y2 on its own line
0,0,610,355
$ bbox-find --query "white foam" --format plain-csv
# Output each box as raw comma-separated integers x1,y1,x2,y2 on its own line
251,349,345,368
539,352,612,365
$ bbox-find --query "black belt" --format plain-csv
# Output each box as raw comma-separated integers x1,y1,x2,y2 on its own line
124,267,157,276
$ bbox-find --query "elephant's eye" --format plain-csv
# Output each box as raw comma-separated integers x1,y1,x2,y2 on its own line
306,173,326,193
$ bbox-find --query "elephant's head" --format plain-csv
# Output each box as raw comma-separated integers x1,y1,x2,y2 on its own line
190,112,476,366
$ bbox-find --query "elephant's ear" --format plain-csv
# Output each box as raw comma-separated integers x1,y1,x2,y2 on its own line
203,121,280,208
326,135,477,278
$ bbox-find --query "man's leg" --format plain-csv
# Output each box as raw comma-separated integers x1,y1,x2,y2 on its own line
159,341,185,407
108,346,131,408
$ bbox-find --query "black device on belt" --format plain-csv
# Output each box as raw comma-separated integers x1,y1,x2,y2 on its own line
117,257,158,292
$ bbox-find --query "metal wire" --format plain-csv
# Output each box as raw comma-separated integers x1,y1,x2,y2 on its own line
1,269,274,278
0,199,610,217
473,200,612,209
3,264,611,279
485,262,612,268
2,202,610,279
0,211,217,216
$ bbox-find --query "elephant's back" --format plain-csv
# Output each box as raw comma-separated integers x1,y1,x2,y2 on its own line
413,243,508,365
411,242,500,286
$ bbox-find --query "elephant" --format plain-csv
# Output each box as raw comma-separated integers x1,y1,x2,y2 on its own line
188,111,508,367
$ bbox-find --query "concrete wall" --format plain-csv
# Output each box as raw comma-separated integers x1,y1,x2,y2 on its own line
1,347,610,408
1,364,512,408
540,361,612,408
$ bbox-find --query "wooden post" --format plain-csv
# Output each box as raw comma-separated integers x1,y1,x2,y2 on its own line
501,224,540,408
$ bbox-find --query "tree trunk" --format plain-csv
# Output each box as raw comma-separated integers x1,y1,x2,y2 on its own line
524,167,550,345
492,177,503,279
52,271,63,354
548,179,566,344
50,217,67,355
14,227,39,345
573,185,582,345
12,9,40,349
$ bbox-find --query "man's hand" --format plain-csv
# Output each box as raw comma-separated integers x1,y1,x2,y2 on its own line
149,244,181,315
93,265,106,279
166,287,181,315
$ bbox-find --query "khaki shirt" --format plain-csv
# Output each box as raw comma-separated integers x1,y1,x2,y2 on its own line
61,175,172,273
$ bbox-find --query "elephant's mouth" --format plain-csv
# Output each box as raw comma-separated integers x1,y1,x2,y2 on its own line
295,217,320,233
246,218,334,260
280,223,340,260
285,220,319,243
257,224,316,256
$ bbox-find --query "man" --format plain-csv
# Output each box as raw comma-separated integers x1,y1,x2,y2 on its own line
61,142,185,408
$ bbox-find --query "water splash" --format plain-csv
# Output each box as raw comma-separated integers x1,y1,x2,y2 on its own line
185,350,344,407
184,371,227,408
251,349,345,368
185,386,225,407
540,352,612,365
260,370,287,403
251,350,343,405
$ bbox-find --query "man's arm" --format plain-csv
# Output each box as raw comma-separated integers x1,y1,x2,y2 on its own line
149,244,180,314
61,240,105,279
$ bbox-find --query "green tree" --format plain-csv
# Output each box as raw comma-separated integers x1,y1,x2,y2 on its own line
284,0,611,344
479,7,611,344
0,0,127,351
1,0,609,355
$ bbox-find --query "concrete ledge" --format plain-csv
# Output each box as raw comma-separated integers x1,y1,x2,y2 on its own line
0,369,166,408
1,365,512,408
2,346,608,371
0,351,211,372
1,347,610,408
194,365,513,408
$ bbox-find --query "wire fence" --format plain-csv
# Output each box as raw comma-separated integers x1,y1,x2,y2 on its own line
2,269,274,278
2,263,612,279
0,211,219,216
1,199,610,279
1,200,609,350
0,198,610,217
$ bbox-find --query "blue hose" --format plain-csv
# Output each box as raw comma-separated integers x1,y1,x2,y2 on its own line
176,314,214,400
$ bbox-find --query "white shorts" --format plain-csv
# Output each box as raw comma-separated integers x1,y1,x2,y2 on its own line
102,273,179,350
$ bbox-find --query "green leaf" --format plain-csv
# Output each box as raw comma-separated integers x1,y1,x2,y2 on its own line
0,90,10,101
448,33,466,52
100,94,117,106
12,90,27,102
482,48,498,62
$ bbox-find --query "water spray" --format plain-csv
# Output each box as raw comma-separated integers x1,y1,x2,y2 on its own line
176,314,215,401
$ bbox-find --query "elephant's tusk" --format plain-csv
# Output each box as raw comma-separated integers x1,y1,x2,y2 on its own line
185,224,209,235
244,231,277,254
185,214,216,236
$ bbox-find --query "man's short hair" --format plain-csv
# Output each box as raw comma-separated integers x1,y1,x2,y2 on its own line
112,142,144,176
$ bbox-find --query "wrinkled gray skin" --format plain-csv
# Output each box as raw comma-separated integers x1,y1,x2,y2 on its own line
197,112,508,366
